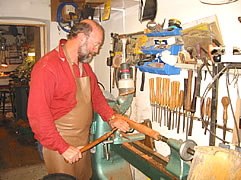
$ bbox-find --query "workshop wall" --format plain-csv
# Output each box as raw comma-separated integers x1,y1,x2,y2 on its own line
0,0,240,162
95,0,241,157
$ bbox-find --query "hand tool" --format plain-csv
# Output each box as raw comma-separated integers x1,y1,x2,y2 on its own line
185,70,193,139
174,81,180,128
177,90,184,133
162,78,167,126
156,77,162,124
149,78,155,122
201,98,205,129
168,81,175,130
165,78,170,127
155,77,161,123
221,96,230,141
204,97,211,135
188,77,197,136
159,78,164,126
183,78,188,133
65,127,118,163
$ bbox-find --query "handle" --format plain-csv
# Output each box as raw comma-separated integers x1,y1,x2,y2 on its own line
185,70,193,112
175,81,180,109
221,96,230,122
156,77,162,105
179,90,184,108
115,114,161,140
191,77,197,113
183,78,188,110
149,78,155,104
140,71,145,91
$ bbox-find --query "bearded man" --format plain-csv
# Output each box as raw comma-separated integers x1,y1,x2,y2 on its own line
27,19,130,180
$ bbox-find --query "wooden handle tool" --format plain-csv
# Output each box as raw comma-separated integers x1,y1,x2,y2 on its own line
221,96,230,141
204,97,211,135
177,90,184,133
65,127,118,163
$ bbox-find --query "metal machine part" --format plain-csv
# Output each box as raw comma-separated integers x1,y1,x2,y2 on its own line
118,63,134,95
179,139,197,161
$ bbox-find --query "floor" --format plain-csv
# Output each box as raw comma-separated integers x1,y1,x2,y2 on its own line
0,114,47,180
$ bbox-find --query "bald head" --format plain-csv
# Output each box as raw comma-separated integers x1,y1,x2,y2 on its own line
68,19,104,40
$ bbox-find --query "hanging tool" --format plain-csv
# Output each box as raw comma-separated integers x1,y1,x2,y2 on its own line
177,90,184,133
183,78,188,133
188,77,197,136
174,81,180,129
201,98,205,129
149,78,156,122
168,81,175,130
156,77,162,124
185,70,193,139
221,96,230,141
165,78,170,127
162,78,167,126
204,97,211,135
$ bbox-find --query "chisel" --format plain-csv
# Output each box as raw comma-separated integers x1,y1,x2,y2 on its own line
177,90,184,133
221,96,230,141
149,78,155,122
188,77,197,136
168,81,175,130
185,70,193,139
156,77,162,124
204,97,211,135
183,78,188,133
174,81,180,128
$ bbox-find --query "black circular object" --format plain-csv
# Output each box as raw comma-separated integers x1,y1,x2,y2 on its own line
42,173,78,180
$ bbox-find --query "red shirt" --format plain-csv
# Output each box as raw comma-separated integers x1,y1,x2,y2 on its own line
27,39,114,154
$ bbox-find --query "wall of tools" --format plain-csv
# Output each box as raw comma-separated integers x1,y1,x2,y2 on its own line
107,14,240,159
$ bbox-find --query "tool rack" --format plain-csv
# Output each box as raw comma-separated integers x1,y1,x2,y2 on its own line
208,62,241,146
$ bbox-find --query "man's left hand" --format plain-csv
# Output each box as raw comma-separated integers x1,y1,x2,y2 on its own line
108,114,130,132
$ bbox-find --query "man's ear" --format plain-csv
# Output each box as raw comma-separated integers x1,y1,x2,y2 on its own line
76,33,87,46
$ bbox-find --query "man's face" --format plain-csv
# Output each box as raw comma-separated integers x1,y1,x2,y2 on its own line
78,28,103,63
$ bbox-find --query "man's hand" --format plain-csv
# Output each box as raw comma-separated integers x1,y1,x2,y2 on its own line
62,146,82,164
108,114,130,132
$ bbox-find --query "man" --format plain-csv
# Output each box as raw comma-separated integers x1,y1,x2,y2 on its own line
27,19,130,179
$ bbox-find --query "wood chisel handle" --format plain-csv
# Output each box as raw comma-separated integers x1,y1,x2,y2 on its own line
185,69,193,112
222,96,230,122
163,78,167,106
221,96,230,140
115,114,161,140
156,77,161,105
191,77,197,113
177,90,184,133
175,81,180,109
166,78,170,105
183,78,188,111
149,78,155,104
204,97,211,134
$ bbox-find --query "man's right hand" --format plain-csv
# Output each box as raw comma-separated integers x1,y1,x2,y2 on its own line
62,146,82,164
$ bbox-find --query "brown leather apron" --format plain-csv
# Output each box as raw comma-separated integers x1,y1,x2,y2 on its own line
43,46,93,180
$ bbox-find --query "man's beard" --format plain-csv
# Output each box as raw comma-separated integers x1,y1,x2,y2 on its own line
78,44,93,63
